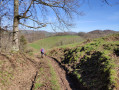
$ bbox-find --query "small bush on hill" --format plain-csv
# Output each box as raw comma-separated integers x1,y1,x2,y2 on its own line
19,35,27,52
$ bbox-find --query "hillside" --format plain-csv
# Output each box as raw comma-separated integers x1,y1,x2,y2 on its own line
19,29,118,43
1,33,118,90
0,53,38,89
48,33,119,90
88,30,117,34
29,35,84,51
0,52,77,90
78,30,118,39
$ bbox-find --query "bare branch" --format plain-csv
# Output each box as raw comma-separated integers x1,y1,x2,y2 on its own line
19,0,33,19
104,0,110,5
19,22,46,29
34,0,63,8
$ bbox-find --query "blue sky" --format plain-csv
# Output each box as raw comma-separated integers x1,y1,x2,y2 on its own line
41,0,119,32
72,0,119,32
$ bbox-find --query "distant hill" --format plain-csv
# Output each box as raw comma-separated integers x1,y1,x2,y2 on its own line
19,30,77,36
19,30,55,43
54,31,77,36
78,30,119,39
19,30,78,43
19,30,54,36
20,29,118,42
88,30,118,34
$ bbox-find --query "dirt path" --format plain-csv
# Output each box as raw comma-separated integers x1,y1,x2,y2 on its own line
32,55,83,90
46,56,72,90
0,53,78,90
31,57,53,90
31,56,72,90
46,57,83,90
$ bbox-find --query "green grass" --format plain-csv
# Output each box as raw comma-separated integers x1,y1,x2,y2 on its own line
34,62,60,90
58,41,84,48
34,83,43,89
48,60,60,90
28,35,84,51
34,68,44,90
48,33,119,89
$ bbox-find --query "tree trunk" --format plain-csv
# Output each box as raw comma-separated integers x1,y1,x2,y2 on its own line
13,0,19,51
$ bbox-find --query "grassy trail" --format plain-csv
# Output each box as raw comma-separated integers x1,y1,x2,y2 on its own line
32,56,72,90
46,56,72,90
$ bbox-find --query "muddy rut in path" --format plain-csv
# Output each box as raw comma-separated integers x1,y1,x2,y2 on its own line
47,56,84,90
46,57,72,90
31,56,72,90
29,55,82,90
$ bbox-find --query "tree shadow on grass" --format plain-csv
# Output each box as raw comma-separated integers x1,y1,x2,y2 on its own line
51,56,87,90
76,51,110,90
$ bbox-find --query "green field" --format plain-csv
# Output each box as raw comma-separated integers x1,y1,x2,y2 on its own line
28,35,84,51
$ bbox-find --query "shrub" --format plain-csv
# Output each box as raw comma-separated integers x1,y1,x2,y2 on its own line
19,35,27,52
25,47,34,55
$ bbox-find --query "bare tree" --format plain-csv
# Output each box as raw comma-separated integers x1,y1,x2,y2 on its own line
12,0,82,51
1,0,118,51
13,0,19,51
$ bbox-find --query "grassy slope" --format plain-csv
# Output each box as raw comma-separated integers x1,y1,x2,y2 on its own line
33,59,60,90
28,35,84,51
48,33,119,90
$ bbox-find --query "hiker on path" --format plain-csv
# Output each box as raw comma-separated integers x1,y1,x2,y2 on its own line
41,48,45,58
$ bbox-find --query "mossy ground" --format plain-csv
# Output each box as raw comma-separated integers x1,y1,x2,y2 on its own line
48,33,119,90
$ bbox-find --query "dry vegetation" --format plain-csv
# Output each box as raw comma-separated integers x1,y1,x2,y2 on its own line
0,52,37,89
0,28,13,52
